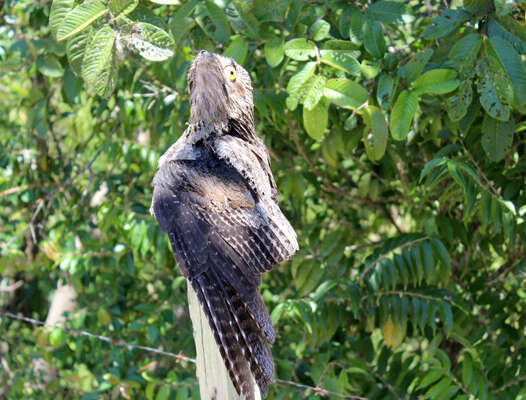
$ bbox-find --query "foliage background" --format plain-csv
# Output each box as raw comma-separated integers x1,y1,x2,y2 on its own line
1,0,526,399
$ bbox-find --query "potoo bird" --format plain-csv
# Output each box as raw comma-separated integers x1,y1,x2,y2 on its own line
151,50,298,398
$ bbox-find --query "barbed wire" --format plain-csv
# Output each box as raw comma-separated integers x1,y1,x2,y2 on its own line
0,311,194,363
0,311,368,399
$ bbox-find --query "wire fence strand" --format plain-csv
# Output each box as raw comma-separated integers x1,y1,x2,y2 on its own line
0,311,368,399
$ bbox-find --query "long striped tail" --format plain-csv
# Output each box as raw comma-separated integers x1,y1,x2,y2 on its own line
190,268,274,399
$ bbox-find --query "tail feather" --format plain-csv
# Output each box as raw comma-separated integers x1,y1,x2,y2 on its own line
190,268,274,398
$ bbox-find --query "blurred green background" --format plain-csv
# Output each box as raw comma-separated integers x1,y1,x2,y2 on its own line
1,0,526,399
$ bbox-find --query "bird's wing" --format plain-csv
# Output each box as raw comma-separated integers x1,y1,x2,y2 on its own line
151,159,295,397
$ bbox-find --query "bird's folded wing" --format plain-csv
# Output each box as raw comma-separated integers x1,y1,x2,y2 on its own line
151,160,297,396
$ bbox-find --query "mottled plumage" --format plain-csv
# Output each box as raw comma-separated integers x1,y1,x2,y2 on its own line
151,51,298,398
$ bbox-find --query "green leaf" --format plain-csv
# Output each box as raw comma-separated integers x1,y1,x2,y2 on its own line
349,9,364,44
204,0,230,44
481,114,514,162
403,48,433,83
284,38,316,61
122,22,174,61
270,303,287,325
389,90,418,140
495,0,518,17
49,327,67,347
349,284,361,318
108,0,138,18
412,69,459,95
320,51,360,76
66,27,92,76
488,16,526,55
423,9,470,40
36,54,64,77
366,1,413,24
419,369,443,389
475,41,513,121
224,36,248,65
448,33,482,70
231,0,260,37
82,24,117,96
310,19,331,41
489,35,526,110
430,238,451,272
303,75,327,111
445,79,473,121
376,74,394,110
303,100,328,140
440,302,453,335
363,20,386,59
264,38,284,67
49,0,74,37
323,78,368,109
361,59,381,79
421,241,435,280
425,377,453,399
362,105,388,161
57,0,109,42
286,61,316,110
155,384,171,400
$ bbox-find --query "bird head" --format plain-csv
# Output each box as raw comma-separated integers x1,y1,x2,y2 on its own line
187,50,254,128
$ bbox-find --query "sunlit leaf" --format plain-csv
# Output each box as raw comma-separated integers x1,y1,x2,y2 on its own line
57,0,108,41
389,90,418,140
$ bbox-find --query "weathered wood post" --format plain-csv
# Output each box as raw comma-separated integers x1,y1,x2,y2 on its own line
188,285,261,400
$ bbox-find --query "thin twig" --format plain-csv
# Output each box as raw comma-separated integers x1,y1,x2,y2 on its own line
494,372,526,393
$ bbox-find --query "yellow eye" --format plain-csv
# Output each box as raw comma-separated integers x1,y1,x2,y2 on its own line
225,66,237,81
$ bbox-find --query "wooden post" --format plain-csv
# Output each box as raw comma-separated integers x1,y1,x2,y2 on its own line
188,284,261,400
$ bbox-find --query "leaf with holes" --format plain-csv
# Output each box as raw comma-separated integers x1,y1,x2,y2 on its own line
490,35,526,110
320,51,360,76
122,22,174,61
82,24,117,96
488,16,526,55
445,79,473,121
376,74,394,109
481,114,514,162
284,38,316,61
423,9,470,40
57,0,108,41
476,45,513,121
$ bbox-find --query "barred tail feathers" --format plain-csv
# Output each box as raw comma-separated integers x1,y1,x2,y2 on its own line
190,268,273,398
